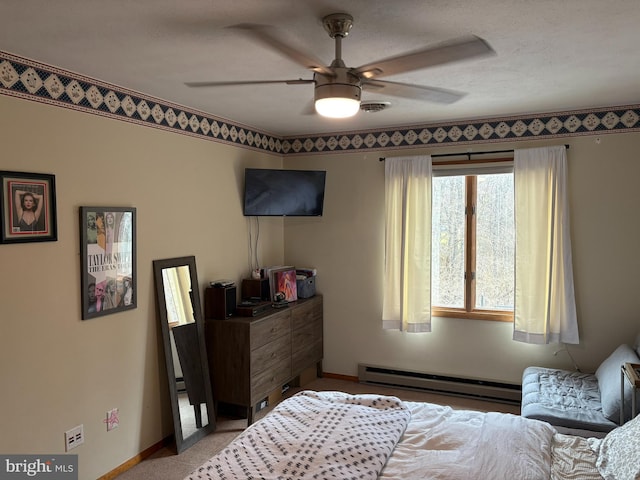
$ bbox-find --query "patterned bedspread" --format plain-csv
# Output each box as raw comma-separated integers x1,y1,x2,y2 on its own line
186,390,411,480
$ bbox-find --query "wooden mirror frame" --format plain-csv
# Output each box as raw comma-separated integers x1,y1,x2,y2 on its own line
153,255,215,453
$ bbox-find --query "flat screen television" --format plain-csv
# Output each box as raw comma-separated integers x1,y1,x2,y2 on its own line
243,168,326,216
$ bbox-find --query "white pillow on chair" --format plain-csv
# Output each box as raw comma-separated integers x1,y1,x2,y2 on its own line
595,344,640,423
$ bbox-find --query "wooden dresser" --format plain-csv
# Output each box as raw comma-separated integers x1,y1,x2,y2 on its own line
205,295,323,424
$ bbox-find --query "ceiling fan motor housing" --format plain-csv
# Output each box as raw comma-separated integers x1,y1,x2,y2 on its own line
314,68,361,104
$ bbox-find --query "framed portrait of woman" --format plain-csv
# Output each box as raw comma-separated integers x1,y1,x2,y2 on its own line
80,206,137,320
0,171,58,244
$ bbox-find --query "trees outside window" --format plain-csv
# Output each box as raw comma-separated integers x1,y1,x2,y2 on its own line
432,173,514,322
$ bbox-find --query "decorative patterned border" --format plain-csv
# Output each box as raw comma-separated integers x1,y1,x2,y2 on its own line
0,51,283,155
2,50,639,156
281,107,640,155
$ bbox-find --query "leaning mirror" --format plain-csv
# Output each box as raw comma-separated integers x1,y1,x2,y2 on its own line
153,256,215,453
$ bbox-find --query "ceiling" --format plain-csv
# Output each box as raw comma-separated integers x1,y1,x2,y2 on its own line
1,0,639,137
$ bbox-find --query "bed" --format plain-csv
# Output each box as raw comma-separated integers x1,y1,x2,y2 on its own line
185,390,640,480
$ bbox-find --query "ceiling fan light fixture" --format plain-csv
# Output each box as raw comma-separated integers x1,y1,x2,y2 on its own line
315,97,360,118
314,82,361,118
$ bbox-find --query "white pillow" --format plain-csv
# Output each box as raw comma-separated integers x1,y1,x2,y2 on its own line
596,414,640,480
595,344,640,422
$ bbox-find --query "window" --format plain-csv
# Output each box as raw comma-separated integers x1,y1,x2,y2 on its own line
431,169,514,322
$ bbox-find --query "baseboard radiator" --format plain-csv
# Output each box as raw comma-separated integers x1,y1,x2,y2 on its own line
358,364,521,405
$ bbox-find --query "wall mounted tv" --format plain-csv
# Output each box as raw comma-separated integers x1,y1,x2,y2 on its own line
243,168,326,216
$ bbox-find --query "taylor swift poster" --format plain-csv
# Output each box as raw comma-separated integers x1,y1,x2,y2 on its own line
80,206,137,319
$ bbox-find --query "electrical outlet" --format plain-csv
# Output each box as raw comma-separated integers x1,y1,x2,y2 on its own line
65,424,84,451
106,408,119,431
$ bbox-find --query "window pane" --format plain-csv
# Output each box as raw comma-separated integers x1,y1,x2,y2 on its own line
475,173,514,310
432,176,465,308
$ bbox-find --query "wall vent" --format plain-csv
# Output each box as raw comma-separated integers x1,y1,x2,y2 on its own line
360,101,390,113
358,364,521,405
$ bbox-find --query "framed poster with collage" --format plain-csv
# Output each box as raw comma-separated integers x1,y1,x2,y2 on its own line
80,206,136,319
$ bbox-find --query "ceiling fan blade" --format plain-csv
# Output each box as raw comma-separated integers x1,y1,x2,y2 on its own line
231,23,334,76
185,79,314,87
362,79,465,104
354,35,495,79
301,100,317,116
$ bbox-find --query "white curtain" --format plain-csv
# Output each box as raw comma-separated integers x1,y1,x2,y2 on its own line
383,155,432,332
513,146,579,344
162,266,194,327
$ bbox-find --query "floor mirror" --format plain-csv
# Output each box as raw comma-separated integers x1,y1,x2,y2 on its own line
153,255,215,453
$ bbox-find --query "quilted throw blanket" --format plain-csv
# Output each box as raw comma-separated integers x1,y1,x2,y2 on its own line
186,390,411,480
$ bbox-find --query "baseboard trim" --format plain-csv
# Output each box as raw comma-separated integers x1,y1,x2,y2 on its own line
322,371,358,383
97,436,173,480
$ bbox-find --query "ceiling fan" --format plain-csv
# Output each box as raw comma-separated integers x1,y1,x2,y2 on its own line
185,13,496,118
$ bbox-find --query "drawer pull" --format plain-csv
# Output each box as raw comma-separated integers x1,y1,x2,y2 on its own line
271,327,277,333
271,352,276,358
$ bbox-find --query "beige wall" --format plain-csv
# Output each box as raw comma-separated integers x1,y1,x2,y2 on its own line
2,91,640,479
284,132,640,383
0,95,284,479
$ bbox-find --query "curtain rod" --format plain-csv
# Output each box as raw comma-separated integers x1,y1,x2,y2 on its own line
378,144,569,161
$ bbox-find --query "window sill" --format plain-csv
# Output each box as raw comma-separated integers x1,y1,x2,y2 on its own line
432,308,513,323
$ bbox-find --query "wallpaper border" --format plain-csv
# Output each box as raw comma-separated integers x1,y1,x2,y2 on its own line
2,50,639,156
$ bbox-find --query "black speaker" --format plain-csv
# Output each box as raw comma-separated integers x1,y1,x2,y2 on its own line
241,278,270,301
204,286,237,319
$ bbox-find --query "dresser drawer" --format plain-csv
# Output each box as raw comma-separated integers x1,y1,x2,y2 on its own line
251,358,291,401
292,320,323,371
292,319,322,352
251,310,291,350
251,333,291,374
291,296,322,331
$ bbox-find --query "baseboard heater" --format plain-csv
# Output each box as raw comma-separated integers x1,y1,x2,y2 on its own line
358,364,521,405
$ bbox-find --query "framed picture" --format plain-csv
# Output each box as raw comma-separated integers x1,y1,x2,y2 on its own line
269,266,298,302
0,171,57,244
80,206,137,320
